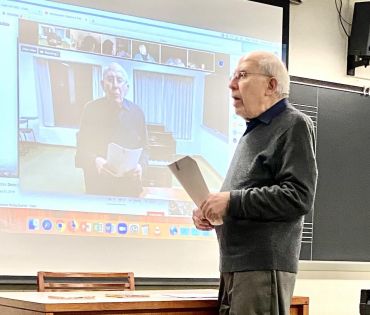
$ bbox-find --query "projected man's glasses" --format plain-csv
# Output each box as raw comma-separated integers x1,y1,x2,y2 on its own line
104,76,127,85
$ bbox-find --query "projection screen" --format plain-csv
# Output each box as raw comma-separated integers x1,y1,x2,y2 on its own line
0,0,285,278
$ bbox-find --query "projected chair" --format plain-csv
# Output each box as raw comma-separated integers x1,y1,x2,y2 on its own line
19,117,37,142
37,271,135,292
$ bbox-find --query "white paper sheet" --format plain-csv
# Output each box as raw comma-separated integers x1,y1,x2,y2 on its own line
168,156,209,207
161,292,218,298
105,142,142,175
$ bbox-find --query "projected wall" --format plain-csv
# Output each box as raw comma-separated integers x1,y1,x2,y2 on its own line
0,0,282,242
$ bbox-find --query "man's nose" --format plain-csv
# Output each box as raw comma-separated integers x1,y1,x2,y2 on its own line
112,78,119,87
228,78,237,90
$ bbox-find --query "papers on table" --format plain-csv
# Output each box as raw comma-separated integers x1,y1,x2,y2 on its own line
105,142,142,176
105,293,150,298
162,292,218,299
48,295,95,300
46,290,217,301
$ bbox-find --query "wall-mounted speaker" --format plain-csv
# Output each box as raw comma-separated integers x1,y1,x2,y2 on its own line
347,1,370,75
348,1,370,57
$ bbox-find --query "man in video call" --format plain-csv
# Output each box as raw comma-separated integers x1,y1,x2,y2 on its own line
75,62,148,197
134,44,155,62
192,51,318,315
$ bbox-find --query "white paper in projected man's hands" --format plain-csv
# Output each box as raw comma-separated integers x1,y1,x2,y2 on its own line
105,143,142,176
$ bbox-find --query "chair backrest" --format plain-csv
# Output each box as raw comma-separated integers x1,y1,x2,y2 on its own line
37,271,135,292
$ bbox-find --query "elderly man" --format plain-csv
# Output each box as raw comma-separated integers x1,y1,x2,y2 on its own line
76,62,147,197
193,51,318,315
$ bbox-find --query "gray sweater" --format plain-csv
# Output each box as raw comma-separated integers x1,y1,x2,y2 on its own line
216,103,318,273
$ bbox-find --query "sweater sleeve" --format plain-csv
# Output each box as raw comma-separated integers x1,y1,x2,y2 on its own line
227,116,318,221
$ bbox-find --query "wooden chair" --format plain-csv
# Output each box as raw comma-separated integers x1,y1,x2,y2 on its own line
37,271,135,292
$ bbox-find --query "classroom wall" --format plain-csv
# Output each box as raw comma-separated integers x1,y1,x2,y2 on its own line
289,0,370,86
295,263,370,315
290,1,370,314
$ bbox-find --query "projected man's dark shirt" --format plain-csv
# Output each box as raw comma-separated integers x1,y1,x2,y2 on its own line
76,97,148,197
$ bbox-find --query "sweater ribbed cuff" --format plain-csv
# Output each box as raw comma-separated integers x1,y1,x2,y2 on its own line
227,190,242,217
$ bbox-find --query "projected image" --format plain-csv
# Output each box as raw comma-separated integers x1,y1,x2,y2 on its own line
101,35,133,58
75,62,148,197
0,0,283,243
188,49,215,71
132,41,160,63
161,45,187,67
101,35,116,56
115,37,132,59
38,24,72,49
18,55,227,198
70,29,102,54
17,20,233,202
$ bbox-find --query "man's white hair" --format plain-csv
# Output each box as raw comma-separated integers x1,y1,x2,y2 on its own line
256,53,290,98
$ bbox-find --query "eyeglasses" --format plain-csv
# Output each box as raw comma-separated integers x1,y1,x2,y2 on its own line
230,71,271,82
104,75,128,85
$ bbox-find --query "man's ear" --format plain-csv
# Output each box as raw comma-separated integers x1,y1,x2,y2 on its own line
266,77,278,96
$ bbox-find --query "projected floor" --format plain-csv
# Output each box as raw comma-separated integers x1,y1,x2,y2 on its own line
19,143,222,196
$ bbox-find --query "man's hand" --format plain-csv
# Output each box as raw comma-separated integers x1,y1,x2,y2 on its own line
192,208,214,231
128,163,142,179
97,158,142,179
200,192,230,225
95,157,107,174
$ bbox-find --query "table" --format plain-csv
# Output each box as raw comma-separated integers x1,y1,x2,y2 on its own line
0,289,309,315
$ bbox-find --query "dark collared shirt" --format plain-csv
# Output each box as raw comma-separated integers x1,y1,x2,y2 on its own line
244,98,288,135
